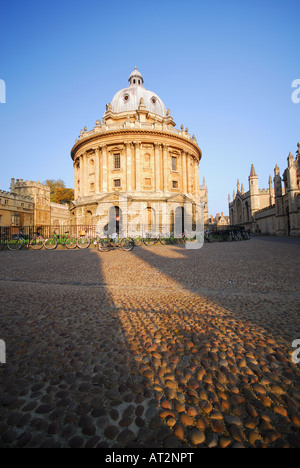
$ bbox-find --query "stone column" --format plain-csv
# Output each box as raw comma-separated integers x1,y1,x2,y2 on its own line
194,158,199,196
95,147,100,194
74,160,78,199
162,144,168,192
126,142,132,192
101,145,108,193
181,150,187,194
186,152,190,194
134,141,141,191
154,142,160,192
80,154,84,197
83,153,89,196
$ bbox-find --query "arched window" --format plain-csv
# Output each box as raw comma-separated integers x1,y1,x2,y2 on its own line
236,199,242,223
245,201,249,221
175,206,184,235
144,207,155,232
107,206,122,234
85,210,92,225
89,159,94,174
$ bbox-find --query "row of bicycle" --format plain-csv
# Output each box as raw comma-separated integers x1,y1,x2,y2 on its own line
0,229,195,252
0,228,251,252
0,230,89,251
0,231,135,252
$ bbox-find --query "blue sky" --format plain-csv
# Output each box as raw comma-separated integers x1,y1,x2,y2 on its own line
0,0,299,216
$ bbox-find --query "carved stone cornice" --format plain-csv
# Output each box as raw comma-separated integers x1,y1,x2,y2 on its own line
71,128,201,161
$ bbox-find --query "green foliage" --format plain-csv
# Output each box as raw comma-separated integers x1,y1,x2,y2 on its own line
44,179,74,204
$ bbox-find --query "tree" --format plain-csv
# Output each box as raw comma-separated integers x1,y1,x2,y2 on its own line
44,179,74,204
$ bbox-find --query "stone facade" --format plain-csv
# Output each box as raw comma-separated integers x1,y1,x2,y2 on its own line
0,188,34,227
207,212,230,228
0,179,70,228
229,142,300,236
70,68,208,236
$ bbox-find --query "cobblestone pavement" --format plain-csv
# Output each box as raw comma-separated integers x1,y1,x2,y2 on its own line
0,237,300,448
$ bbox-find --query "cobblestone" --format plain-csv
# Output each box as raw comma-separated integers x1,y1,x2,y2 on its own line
0,237,300,448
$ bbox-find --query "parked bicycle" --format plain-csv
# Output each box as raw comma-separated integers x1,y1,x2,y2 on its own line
132,234,144,246
28,227,45,250
7,228,27,251
141,231,174,246
76,230,91,249
44,231,77,250
97,233,134,252
132,231,184,246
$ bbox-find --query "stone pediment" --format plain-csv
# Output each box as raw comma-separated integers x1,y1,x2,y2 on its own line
97,192,129,203
166,193,194,204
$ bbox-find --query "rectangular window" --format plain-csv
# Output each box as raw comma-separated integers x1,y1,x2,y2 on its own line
12,214,20,226
114,153,121,169
114,179,121,188
172,156,177,171
144,178,151,187
172,181,178,189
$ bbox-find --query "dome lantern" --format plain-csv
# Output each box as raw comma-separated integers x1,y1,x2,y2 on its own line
128,66,144,86
110,67,167,117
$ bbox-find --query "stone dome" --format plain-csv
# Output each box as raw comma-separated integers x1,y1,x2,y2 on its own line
110,67,167,118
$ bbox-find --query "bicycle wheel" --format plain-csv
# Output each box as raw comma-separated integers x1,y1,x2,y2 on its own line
133,236,143,246
77,236,90,249
121,238,135,251
29,236,44,250
44,237,58,250
7,236,24,251
98,238,111,252
159,236,170,245
65,237,77,249
143,236,156,246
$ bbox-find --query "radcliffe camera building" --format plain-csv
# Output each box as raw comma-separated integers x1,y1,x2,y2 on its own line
69,67,208,234
1,68,299,238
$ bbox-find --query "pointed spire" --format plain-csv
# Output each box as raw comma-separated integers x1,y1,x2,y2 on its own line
241,183,244,194
288,152,294,168
237,179,240,192
274,164,280,176
269,175,273,187
250,164,257,177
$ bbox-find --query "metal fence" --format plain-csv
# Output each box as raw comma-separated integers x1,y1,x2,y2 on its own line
0,224,202,240
0,225,98,240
